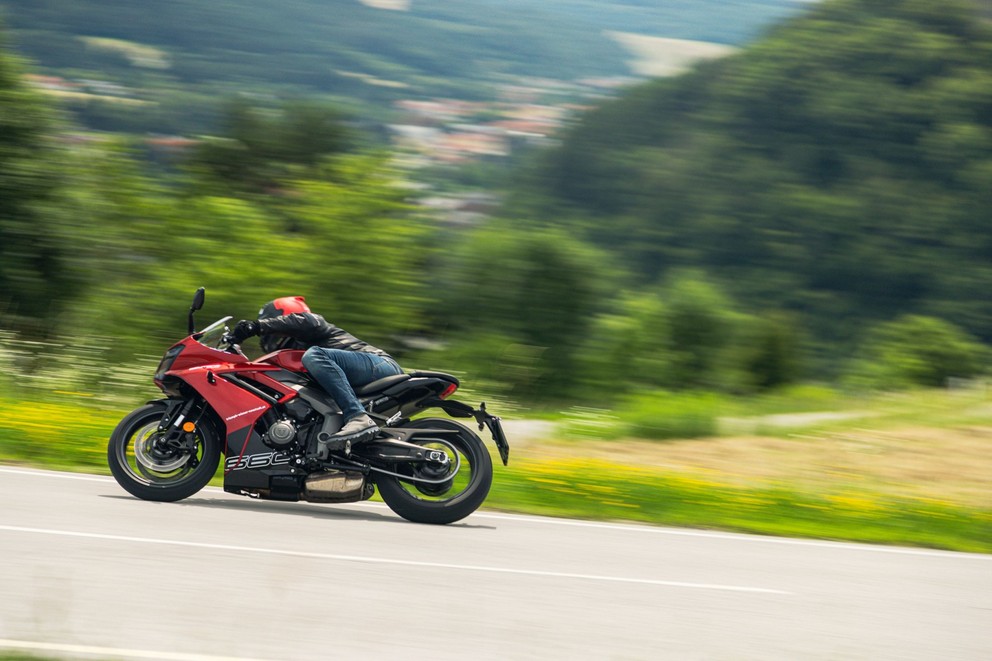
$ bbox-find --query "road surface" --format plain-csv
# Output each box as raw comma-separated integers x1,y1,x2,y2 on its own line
0,466,989,660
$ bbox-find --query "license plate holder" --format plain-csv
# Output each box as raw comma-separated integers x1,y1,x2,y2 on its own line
483,415,510,466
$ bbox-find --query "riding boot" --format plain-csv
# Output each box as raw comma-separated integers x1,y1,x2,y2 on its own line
331,413,378,443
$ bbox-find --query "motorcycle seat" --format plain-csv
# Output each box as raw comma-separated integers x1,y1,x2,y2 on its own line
355,373,411,396
355,371,460,397
408,370,460,386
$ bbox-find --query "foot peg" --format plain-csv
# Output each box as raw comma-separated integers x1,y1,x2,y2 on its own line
315,415,380,460
316,432,352,459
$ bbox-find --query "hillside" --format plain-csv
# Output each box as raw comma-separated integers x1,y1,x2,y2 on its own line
517,0,992,349
0,0,806,132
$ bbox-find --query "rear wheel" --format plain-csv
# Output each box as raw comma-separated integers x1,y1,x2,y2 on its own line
376,418,493,524
107,401,220,502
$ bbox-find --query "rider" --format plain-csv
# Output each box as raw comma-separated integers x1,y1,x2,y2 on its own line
229,296,403,442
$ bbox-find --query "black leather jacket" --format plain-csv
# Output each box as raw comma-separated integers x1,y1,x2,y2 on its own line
257,313,389,357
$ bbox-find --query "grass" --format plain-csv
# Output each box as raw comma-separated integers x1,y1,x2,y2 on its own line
487,457,992,554
0,397,120,473
1,387,989,553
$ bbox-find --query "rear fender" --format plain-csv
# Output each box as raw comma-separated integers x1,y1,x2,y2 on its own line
413,398,509,465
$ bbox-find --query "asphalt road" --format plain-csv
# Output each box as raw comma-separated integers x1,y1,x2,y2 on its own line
0,466,989,660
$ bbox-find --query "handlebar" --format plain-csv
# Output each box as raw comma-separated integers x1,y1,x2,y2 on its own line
218,332,244,355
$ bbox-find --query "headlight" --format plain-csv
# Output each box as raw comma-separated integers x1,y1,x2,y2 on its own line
154,345,185,381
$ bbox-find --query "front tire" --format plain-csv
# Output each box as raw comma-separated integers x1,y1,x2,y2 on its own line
108,401,220,502
376,418,493,524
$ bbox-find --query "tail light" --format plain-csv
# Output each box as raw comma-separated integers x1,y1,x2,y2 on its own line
439,383,458,399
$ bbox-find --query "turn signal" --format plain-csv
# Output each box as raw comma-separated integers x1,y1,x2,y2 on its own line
182,422,196,432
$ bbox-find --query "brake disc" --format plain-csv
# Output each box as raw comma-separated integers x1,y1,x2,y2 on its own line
133,423,190,473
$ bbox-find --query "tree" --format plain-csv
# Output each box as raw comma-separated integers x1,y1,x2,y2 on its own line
0,31,75,326
437,224,611,397
60,150,427,359
661,272,738,389
188,99,351,192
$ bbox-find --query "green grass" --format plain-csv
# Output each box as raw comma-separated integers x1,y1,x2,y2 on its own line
487,458,992,553
0,396,122,473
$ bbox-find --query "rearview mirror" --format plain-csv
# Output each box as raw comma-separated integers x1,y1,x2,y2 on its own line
188,287,206,334
191,287,205,312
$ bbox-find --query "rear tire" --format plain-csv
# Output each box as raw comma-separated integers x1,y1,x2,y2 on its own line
376,418,493,524
108,401,220,502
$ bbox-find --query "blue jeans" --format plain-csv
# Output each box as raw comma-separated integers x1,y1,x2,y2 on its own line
301,347,403,421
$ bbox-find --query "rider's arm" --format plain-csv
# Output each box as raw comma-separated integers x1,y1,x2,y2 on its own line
257,312,330,339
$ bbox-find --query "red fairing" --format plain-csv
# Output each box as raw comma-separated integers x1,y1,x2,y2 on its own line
158,337,298,434
259,350,307,372
179,370,272,425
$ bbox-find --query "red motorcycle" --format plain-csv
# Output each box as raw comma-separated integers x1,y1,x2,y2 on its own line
107,288,509,524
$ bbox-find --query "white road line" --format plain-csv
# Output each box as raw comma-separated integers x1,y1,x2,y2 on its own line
0,466,115,482
464,511,992,560
0,524,790,595
0,638,271,661
3,465,988,561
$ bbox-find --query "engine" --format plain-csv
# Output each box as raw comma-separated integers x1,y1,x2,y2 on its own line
261,396,318,452
263,418,298,450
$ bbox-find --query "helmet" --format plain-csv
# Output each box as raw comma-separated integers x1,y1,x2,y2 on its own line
258,296,311,320
257,296,311,353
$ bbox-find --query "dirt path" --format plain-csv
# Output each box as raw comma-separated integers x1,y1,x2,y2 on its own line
504,419,992,507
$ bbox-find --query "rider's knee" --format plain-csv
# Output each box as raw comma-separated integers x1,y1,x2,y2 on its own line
301,346,323,370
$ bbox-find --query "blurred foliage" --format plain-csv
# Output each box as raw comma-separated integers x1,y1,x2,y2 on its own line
2,0,992,408
596,391,723,440
846,315,990,388
517,0,992,355
187,99,352,191
57,147,428,362
434,224,611,398
574,272,804,398
0,32,77,327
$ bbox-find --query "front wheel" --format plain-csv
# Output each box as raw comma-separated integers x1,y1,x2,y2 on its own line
108,401,221,502
376,418,493,524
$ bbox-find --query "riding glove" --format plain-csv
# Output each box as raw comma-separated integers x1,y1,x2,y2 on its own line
231,319,260,343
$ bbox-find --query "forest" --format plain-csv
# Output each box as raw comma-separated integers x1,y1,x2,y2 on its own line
1,0,991,410
512,0,992,379
0,0,805,135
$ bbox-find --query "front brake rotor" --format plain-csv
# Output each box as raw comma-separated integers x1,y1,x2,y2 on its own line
134,424,190,473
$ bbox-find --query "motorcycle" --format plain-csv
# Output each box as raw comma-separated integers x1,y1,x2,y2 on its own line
107,288,509,524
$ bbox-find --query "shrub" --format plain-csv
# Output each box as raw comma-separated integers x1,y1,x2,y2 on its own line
846,315,990,388
621,390,722,440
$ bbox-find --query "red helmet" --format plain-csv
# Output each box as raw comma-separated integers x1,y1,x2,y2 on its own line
257,296,311,353
258,296,311,320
